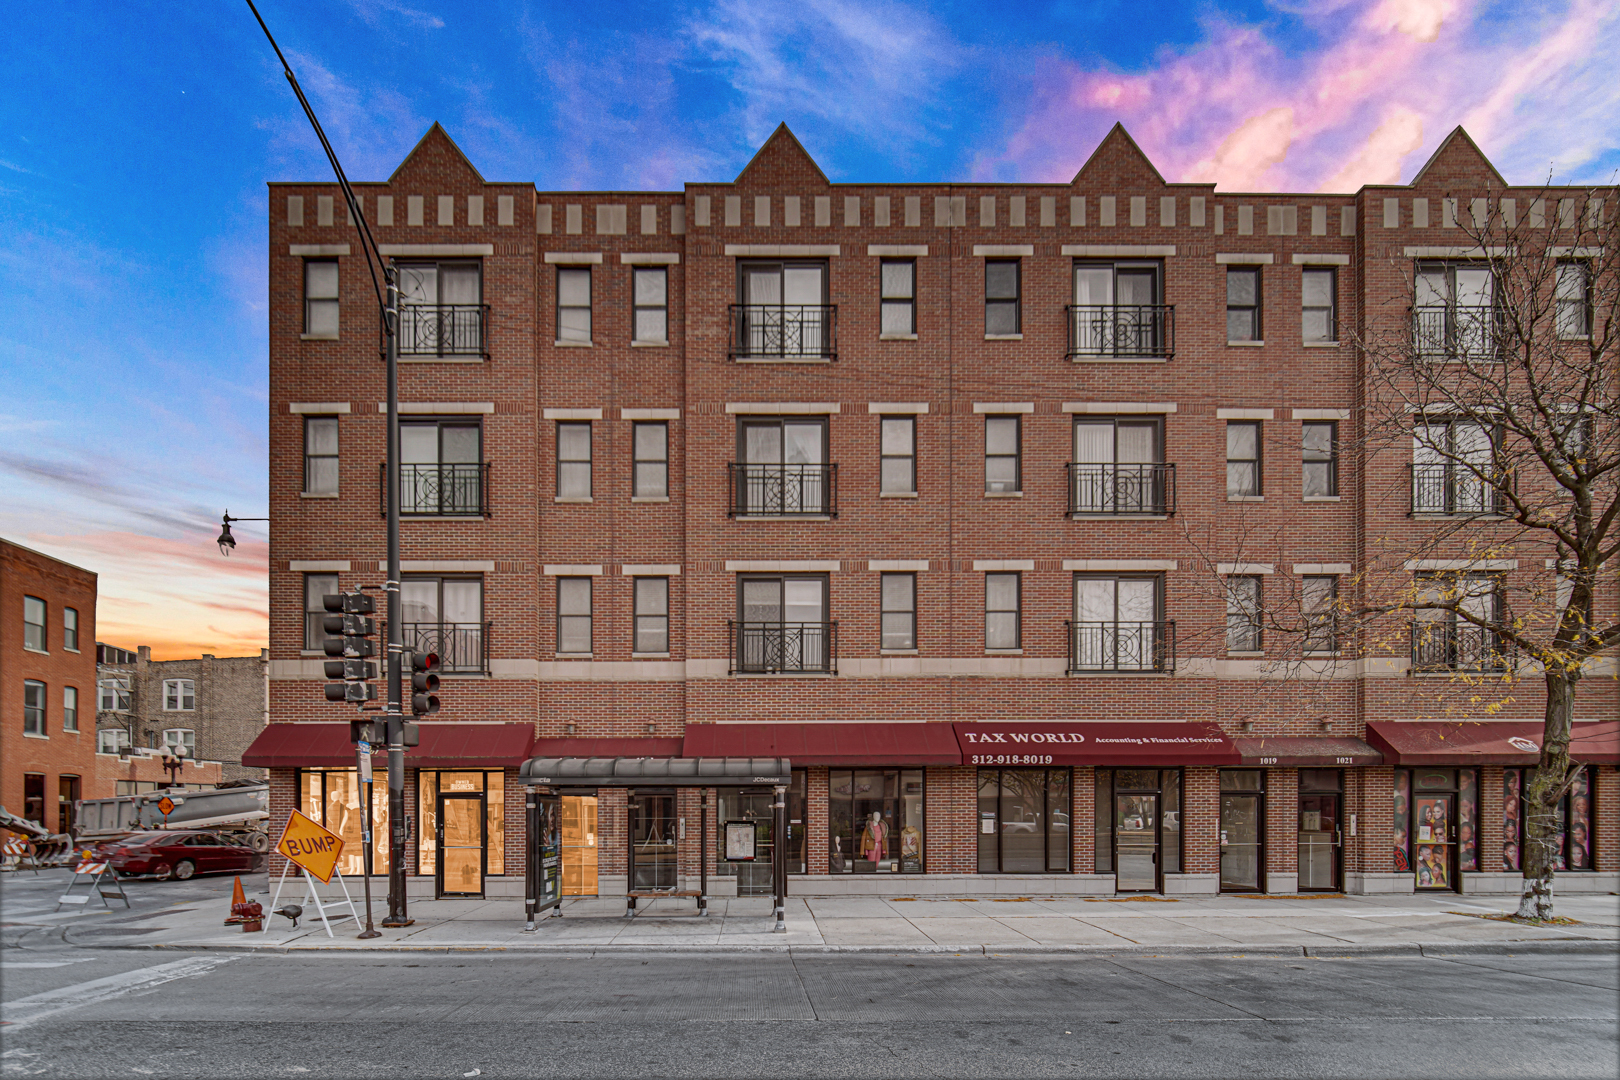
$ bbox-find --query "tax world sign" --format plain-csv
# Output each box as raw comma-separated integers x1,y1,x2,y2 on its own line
275,809,345,883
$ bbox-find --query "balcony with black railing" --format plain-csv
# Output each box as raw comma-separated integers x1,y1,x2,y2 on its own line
728,463,838,517
380,463,490,517
1412,305,1497,360
390,303,490,358
1409,463,1510,516
729,304,837,360
1066,304,1175,360
1067,463,1176,516
1066,620,1175,674
1411,622,1509,674
400,621,491,675
728,621,838,675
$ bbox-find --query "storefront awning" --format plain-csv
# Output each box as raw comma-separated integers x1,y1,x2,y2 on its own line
531,737,684,758
1233,736,1383,767
241,722,534,769
954,722,1239,767
1367,720,1620,765
681,723,961,765
518,757,793,787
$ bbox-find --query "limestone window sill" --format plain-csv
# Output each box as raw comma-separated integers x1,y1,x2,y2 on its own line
65,647,80,654
24,646,48,656
879,333,919,341
555,653,594,660
631,340,670,348
1226,340,1265,347
984,333,1023,341
1302,495,1342,503
23,732,48,740
554,339,594,348
554,496,594,504
631,496,670,503
984,491,1024,498
631,653,672,660
1226,651,1265,658
300,492,340,499
300,333,340,342
984,649,1024,656
1303,341,1341,349
880,649,920,656
1227,495,1265,502
879,492,919,499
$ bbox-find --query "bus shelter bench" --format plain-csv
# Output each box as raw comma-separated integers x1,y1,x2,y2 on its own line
625,889,706,917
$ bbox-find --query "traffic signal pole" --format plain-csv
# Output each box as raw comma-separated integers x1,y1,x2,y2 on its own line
382,269,412,929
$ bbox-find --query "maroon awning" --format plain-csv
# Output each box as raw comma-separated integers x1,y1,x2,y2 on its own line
954,722,1239,767
529,737,684,759
1233,736,1383,767
241,722,533,769
682,723,962,765
1366,721,1620,765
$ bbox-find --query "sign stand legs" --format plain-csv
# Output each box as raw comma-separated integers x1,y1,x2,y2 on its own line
270,861,362,939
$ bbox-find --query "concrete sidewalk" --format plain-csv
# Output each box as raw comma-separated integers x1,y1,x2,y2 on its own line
5,870,1617,954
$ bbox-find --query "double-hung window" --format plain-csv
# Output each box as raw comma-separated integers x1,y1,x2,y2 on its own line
1412,418,1499,514
735,575,831,673
880,259,915,336
985,573,1021,651
556,422,592,500
304,259,339,337
1301,268,1337,343
880,416,916,495
881,573,916,651
63,687,79,732
734,417,830,515
24,680,46,735
304,573,338,651
24,596,46,651
98,677,131,713
1226,267,1261,342
1071,417,1168,514
1226,576,1263,653
401,419,482,514
557,267,592,344
1415,262,1493,358
304,416,339,495
1073,575,1165,672
400,576,485,672
63,607,80,651
1226,422,1262,497
1070,260,1164,356
162,728,196,755
556,578,593,656
1414,573,1504,672
398,261,483,355
162,679,195,711
1302,422,1338,498
984,260,1021,335
1555,263,1591,339
633,577,669,654
633,267,668,344
735,260,829,358
99,728,130,754
984,416,1021,494
1302,575,1339,653
632,422,668,498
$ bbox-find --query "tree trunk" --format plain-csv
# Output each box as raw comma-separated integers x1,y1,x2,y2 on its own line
1515,669,1577,919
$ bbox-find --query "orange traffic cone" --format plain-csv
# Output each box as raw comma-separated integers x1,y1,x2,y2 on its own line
224,876,246,925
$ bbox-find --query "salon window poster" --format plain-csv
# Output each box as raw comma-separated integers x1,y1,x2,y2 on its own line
1392,771,1411,872
1413,796,1450,889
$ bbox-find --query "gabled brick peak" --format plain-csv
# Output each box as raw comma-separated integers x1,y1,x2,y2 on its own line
388,121,486,185
732,122,831,190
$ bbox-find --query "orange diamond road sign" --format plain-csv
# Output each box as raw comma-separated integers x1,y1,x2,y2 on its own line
275,809,344,883
157,796,176,816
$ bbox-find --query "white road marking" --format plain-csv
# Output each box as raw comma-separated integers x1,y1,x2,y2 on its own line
1,955,239,1030
1,959,96,969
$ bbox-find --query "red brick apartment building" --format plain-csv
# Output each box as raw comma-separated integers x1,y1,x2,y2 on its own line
2,538,97,833
250,122,1617,900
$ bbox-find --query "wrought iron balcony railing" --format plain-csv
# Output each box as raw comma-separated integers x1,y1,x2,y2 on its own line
728,463,838,517
729,304,837,360
1066,304,1175,359
728,621,838,675
1411,623,1509,674
391,303,489,357
1412,305,1497,360
1409,463,1511,516
380,463,490,516
1066,463,1176,516
1066,620,1175,674
400,621,491,674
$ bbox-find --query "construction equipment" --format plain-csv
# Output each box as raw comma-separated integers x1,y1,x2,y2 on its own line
0,806,75,870
74,782,270,850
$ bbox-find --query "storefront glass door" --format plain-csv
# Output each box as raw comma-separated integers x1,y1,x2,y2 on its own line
631,793,677,890
1412,792,1455,890
560,795,598,896
1298,794,1339,891
1115,794,1158,890
1219,794,1262,890
437,792,485,897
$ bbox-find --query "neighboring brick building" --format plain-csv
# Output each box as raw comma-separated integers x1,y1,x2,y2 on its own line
251,123,1617,901
2,538,97,833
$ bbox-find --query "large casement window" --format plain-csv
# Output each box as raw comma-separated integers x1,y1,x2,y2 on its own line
1219,770,1265,892
417,770,506,880
1412,573,1506,673
1412,417,1502,514
1301,267,1337,343
632,266,668,344
303,573,338,651
1070,416,1170,515
556,422,592,500
1226,267,1262,342
24,680,46,735
1094,769,1183,889
303,259,339,337
400,576,486,672
399,419,484,515
880,259,916,336
1503,765,1595,872
977,768,1071,873
556,266,592,344
397,261,483,356
1225,575,1263,653
24,595,46,651
984,415,1021,494
829,769,925,873
1555,263,1592,339
1302,421,1338,498
304,416,339,496
1226,421,1262,497
879,416,916,495
632,422,669,499
1069,260,1168,358
732,416,832,516
984,572,1021,651
733,260,831,359
1392,767,1479,889
300,768,389,876
984,259,1021,335
1414,262,1494,358
880,572,917,651
633,577,669,654
1071,575,1169,673
732,574,832,674
556,577,593,656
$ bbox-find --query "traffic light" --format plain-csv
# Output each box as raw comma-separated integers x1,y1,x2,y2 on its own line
323,592,378,709
408,650,441,716
349,719,382,744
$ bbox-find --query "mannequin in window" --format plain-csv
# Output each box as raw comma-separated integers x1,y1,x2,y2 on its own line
860,811,888,865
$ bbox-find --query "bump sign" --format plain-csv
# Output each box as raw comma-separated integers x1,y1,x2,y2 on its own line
275,809,345,883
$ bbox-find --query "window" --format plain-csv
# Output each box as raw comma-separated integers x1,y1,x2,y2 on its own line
557,577,593,655
1226,267,1261,342
1412,419,1499,514
829,769,925,873
98,677,131,713
304,416,339,495
984,416,1021,494
416,770,505,879
1302,575,1339,653
1226,422,1262,497
556,422,592,499
1072,576,1166,672
304,259,339,336
880,416,915,495
63,686,79,731
1415,262,1494,357
1503,765,1594,872
734,417,830,515
1413,573,1505,672
1070,261,1165,356
634,577,669,654
162,728,196,755
304,573,339,651
633,266,668,343
163,679,195,711
300,768,389,877
400,576,485,672
632,422,668,498
734,575,832,673
984,260,1020,335
1226,576,1263,653
1302,421,1337,497
401,419,483,514
735,260,829,357
881,573,916,651
985,572,1021,650
557,266,592,343
63,607,79,651
1555,263,1591,339
24,596,46,651
1301,268,1336,342
978,768,1071,873
880,259,915,335
23,680,46,735
1071,418,1167,514
398,261,482,355
99,728,130,754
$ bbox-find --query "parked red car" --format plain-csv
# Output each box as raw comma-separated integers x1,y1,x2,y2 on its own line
96,830,262,880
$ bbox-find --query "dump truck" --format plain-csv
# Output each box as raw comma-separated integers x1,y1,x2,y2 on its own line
74,782,271,851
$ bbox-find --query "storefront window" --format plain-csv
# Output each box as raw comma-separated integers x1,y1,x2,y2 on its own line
827,769,924,873
1095,769,1181,884
417,770,505,876
978,768,1070,873
715,771,806,894
1504,765,1593,871
1458,769,1478,872
1393,770,1410,872
299,768,388,878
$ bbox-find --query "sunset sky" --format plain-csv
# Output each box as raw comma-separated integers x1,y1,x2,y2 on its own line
2,0,1616,659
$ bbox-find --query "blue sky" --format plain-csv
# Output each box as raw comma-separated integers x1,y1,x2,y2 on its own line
2,0,1616,657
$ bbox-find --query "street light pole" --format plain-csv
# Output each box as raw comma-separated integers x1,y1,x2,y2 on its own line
381,267,412,928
